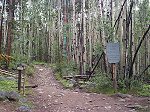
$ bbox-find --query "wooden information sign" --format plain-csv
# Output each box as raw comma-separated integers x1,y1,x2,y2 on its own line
106,43,120,92
106,43,120,64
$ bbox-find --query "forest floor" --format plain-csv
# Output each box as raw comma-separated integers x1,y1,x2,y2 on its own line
0,65,149,112
27,65,150,112
0,101,17,112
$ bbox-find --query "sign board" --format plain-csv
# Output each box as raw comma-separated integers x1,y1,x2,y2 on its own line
106,43,120,63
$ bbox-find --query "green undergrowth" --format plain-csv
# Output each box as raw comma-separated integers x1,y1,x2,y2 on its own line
55,70,150,96
0,77,33,96
54,60,78,75
117,80,150,96
86,73,115,94
55,72,73,88
134,84,150,96
25,64,35,76
52,60,78,88
32,61,48,66
0,80,17,92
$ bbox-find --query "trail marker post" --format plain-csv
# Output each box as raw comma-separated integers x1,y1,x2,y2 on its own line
17,66,24,92
106,43,120,92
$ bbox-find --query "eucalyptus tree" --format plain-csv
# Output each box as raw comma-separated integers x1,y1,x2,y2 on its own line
2,0,149,89
0,0,6,53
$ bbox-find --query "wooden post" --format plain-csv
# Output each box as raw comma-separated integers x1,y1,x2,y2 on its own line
17,66,24,92
106,43,120,92
22,68,26,96
23,77,25,96
112,63,117,92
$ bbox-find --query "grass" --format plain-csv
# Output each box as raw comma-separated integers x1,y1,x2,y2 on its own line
32,61,48,66
0,80,17,92
32,61,57,68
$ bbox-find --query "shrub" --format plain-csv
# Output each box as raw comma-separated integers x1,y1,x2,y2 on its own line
25,64,35,76
138,84,150,96
55,73,73,88
0,80,17,91
88,72,113,94
54,60,77,76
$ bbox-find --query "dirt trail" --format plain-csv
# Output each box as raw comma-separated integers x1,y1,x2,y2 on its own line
28,65,149,112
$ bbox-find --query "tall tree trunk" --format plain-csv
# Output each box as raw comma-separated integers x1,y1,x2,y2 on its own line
6,0,14,65
72,0,76,63
83,0,87,74
0,0,6,53
99,0,108,73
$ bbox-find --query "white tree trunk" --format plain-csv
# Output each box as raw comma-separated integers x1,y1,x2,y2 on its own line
83,0,87,74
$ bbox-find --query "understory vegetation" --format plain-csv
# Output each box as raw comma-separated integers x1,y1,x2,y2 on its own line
0,79,17,92
53,61,150,96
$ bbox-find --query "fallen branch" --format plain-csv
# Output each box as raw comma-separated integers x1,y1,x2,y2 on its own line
13,85,38,88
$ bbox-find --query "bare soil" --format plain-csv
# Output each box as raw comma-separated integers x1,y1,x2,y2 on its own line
0,100,17,112
27,65,150,112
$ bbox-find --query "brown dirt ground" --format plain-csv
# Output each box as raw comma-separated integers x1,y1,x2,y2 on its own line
0,100,17,112
27,65,150,112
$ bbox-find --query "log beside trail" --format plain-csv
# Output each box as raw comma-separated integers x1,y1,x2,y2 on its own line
63,75,95,81
13,85,38,89
0,69,18,78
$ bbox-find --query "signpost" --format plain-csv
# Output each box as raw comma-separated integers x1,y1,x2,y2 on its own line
106,43,120,92
106,43,120,63
17,66,24,92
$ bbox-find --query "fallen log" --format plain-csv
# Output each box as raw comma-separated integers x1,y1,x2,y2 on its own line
0,69,18,78
63,75,95,79
13,85,38,88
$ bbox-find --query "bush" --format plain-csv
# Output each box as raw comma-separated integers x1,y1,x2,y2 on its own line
138,84,150,96
53,60,78,88
32,61,47,66
55,73,73,88
0,80,17,91
62,61,77,76
88,72,113,94
25,64,35,76
130,80,143,90
54,60,77,76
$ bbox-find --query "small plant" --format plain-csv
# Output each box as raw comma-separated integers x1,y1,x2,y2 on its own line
55,73,73,88
87,72,113,94
25,64,35,76
54,60,77,76
62,61,78,76
53,60,78,88
130,80,143,90
0,80,17,92
32,61,47,66
138,84,150,96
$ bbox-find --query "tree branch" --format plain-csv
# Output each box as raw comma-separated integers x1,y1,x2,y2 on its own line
129,25,150,78
139,65,150,77
113,0,127,29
